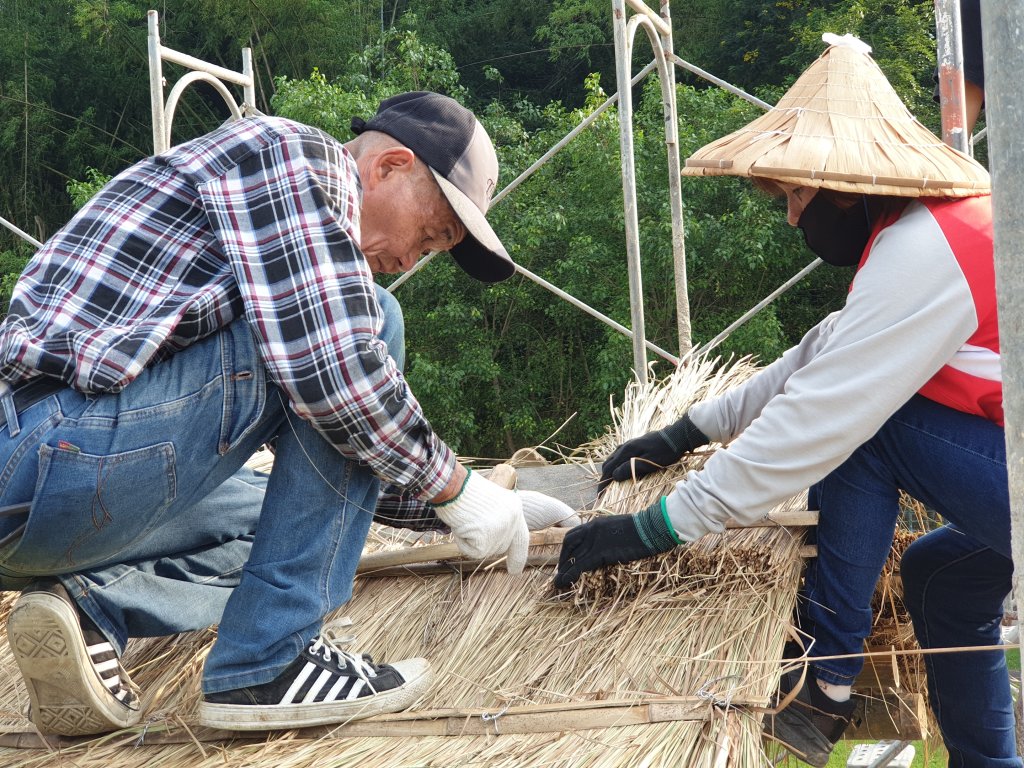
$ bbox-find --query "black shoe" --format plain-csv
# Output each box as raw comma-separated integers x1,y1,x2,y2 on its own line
7,580,141,736
762,667,857,767
782,639,807,661
198,636,433,731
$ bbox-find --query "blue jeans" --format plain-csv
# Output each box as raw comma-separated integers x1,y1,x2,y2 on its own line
802,394,1019,767
0,285,404,695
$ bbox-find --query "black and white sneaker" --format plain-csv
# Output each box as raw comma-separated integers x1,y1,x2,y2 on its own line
198,636,433,731
7,581,141,736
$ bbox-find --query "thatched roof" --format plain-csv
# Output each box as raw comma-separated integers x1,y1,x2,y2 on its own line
0,355,926,766
0,531,805,766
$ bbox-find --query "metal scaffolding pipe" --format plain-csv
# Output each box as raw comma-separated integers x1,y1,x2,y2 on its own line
242,47,256,111
612,0,651,382
669,53,772,111
512,263,679,364
979,0,1024,645
148,10,255,155
693,258,822,359
935,0,969,153
0,215,42,249
147,11,167,154
624,0,671,38
656,0,692,358
388,256,679,365
159,47,255,88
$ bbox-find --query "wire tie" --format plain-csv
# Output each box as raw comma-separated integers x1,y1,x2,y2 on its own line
133,720,153,747
481,701,511,733
697,674,744,709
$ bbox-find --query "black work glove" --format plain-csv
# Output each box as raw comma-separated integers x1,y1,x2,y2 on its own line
554,500,681,590
598,412,710,492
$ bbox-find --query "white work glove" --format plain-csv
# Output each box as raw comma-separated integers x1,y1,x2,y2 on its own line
520,491,581,530
431,469,530,573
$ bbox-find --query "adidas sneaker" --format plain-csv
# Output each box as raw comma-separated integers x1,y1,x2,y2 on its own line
7,580,141,736
199,635,432,731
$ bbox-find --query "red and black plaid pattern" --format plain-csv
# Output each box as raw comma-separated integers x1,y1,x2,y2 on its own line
0,117,449,529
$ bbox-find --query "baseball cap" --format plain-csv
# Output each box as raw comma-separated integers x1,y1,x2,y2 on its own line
351,91,516,283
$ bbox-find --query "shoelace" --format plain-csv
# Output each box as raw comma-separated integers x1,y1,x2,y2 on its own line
321,616,357,648
308,636,380,693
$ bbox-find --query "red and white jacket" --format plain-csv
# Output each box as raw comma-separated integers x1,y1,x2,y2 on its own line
664,195,997,542
904,197,1000,424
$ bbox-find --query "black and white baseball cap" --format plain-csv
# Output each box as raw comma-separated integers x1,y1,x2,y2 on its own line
351,91,515,283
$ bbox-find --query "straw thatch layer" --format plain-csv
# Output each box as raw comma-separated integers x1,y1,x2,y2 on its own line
0,354,815,767
0,517,806,767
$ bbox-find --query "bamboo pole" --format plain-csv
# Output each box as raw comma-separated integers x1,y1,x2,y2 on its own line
355,511,819,575
0,698,718,747
355,528,568,574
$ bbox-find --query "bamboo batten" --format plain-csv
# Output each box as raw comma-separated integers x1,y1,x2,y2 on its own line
683,38,990,198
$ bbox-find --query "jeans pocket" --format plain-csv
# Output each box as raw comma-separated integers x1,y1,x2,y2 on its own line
218,321,269,454
0,441,177,575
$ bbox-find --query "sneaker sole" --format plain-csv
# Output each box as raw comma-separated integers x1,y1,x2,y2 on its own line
8,592,142,736
764,707,835,768
198,658,434,731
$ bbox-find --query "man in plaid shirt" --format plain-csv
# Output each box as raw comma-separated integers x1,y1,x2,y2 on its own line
0,92,577,734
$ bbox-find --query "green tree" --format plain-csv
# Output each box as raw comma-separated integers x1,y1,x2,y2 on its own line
0,245,32,314
271,23,469,141
0,1,145,249
403,0,620,106
1,1,943,455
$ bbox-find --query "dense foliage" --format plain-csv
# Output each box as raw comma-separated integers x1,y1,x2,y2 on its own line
1,0,946,456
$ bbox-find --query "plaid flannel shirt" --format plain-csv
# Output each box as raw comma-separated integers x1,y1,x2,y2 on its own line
0,116,451,530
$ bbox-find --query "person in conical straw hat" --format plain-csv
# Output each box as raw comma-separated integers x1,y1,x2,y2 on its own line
556,35,1018,768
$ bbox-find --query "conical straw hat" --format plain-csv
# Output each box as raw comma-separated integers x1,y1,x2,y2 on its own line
682,34,990,197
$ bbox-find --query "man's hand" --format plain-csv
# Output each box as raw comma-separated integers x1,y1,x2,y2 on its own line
431,469,530,573
598,412,710,492
520,491,581,530
553,501,681,590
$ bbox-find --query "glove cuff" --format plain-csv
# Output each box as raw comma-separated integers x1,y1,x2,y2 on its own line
659,412,710,455
635,498,682,552
431,467,473,509
430,467,518,530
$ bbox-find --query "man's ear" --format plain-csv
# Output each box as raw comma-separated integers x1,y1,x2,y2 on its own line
372,146,417,183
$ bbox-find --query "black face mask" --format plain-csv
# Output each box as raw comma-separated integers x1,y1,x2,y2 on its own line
797,193,872,267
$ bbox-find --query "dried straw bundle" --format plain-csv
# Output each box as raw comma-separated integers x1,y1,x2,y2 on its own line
683,39,990,198
580,353,760,514
573,355,935,748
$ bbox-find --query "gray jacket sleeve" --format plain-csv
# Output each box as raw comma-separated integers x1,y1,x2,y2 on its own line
666,202,979,542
